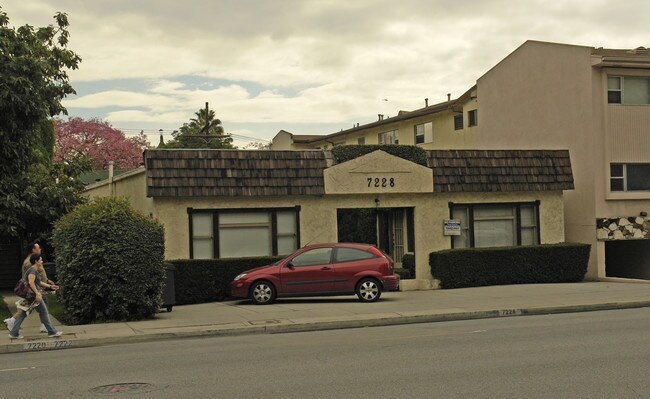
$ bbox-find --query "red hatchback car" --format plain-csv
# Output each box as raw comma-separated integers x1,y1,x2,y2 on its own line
229,243,400,305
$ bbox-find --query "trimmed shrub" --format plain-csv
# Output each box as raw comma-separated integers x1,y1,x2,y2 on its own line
394,268,411,280
401,253,415,279
52,197,165,324
430,243,590,289
332,145,428,166
169,256,283,305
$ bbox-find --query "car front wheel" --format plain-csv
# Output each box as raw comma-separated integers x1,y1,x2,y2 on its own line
250,281,276,305
356,278,382,302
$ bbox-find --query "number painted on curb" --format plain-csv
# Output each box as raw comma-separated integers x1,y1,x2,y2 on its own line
499,309,522,317
23,340,75,351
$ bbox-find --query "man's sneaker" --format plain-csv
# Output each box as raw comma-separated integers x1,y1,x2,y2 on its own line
3,317,14,330
8,334,24,340
48,331,63,338
40,324,47,333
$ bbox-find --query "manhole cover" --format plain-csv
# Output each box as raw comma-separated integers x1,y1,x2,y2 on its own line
89,383,157,394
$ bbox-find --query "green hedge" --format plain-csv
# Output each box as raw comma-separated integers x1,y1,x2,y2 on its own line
52,197,165,324
429,243,590,289
169,256,283,305
332,145,428,166
401,254,415,279
394,268,411,280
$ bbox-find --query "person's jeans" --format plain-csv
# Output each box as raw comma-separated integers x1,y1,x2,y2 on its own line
9,300,57,336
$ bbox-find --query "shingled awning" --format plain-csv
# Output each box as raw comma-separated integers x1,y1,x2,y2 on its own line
427,150,574,192
145,149,333,197
145,148,573,197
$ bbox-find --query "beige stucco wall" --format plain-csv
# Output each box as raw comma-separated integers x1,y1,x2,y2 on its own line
476,41,601,278
475,40,650,279
83,169,154,217
155,190,565,287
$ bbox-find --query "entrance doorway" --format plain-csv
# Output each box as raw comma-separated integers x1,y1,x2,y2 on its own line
337,208,414,266
605,239,650,280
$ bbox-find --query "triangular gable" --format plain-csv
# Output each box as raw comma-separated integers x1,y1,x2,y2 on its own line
324,150,433,194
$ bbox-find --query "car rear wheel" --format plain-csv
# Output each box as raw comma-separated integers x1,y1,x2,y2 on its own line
250,281,276,305
356,278,382,302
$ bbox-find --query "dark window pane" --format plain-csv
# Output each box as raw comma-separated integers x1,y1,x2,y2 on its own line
357,137,365,145
291,248,332,266
468,110,477,126
335,247,376,263
415,134,424,144
610,164,623,177
454,115,463,130
610,179,624,192
627,164,650,191
608,91,621,104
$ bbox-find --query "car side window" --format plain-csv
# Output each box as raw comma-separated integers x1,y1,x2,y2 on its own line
290,248,333,267
335,248,377,263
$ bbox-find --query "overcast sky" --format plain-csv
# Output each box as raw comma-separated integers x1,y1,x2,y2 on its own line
3,0,649,147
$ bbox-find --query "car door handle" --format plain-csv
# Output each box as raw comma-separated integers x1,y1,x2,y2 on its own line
321,267,332,270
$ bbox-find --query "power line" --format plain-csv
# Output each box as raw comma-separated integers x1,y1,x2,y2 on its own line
117,127,271,143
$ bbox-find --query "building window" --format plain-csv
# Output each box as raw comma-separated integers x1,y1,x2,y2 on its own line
454,114,463,130
450,202,540,248
610,163,650,191
189,208,299,259
608,76,650,105
468,110,478,127
357,137,365,145
378,130,399,144
414,122,433,144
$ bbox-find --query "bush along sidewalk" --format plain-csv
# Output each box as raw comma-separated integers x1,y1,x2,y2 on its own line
52,197,165,324
430,243,590,289
0,296,11,330
169,256,283,305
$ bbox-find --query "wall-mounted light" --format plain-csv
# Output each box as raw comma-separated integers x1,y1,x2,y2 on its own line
375,198,380,208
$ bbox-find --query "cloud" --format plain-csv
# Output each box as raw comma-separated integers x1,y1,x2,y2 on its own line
4,0,650,143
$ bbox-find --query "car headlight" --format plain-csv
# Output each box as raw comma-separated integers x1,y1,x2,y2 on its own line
234,273,247,281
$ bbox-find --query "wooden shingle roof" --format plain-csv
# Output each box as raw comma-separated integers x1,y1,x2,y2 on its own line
145,149,573,197
427,150,574,192
145,149,333,197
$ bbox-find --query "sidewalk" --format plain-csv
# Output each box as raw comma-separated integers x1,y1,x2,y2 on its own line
3,281,650,354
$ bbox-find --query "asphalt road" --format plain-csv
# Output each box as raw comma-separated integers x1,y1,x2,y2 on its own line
1,308,650,398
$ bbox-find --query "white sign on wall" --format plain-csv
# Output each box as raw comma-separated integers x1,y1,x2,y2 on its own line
443,219,461,236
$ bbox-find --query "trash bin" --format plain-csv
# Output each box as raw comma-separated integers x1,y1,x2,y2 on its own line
162,262,176,312
43,262,57,282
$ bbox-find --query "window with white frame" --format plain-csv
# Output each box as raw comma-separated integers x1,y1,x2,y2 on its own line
608,76,650,105
414,122,433,144
610,163,650,191
451,202,540,248
189,208,299,259
378,130,399,144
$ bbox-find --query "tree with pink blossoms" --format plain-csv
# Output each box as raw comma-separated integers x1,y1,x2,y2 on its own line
54,117,149,170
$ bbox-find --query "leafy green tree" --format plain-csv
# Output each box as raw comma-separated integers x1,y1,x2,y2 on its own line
159,106,235,149
0,8,83,241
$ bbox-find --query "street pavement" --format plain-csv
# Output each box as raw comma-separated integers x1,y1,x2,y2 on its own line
2,280,650,354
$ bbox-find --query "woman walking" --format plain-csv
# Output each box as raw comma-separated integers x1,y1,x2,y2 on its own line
8,253,62,339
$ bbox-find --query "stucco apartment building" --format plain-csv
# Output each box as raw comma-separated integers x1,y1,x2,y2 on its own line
272,40,650,281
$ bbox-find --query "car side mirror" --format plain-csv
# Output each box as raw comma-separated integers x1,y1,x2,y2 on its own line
285,262,295,269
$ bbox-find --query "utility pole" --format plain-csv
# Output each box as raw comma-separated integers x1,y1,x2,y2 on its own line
193,102,230,143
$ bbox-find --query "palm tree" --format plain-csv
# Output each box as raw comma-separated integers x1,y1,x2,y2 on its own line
159,104,235,149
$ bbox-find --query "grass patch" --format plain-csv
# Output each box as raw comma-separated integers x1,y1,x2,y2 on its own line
0,296,11,330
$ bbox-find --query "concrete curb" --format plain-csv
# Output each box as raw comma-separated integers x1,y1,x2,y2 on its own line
3,300,650,354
